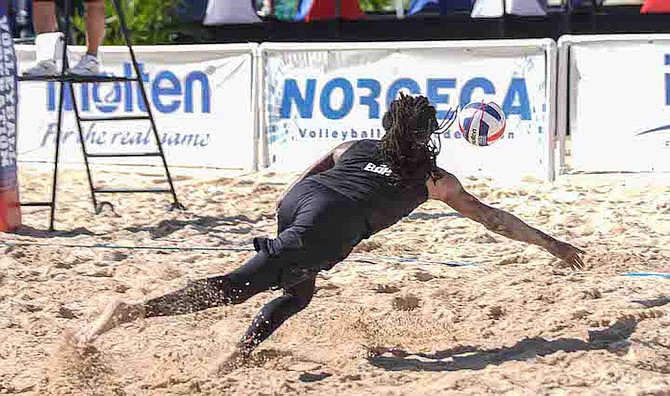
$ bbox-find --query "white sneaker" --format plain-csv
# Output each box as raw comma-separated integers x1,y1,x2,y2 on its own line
69,54,101,76
23,59,58,77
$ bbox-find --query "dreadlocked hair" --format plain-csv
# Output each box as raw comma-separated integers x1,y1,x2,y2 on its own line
380,92,442,185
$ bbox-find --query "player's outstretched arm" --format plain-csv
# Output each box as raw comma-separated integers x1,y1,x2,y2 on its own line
276,141,355,210
426,169,585,269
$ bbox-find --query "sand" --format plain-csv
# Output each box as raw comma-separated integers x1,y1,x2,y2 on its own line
1,165,669,395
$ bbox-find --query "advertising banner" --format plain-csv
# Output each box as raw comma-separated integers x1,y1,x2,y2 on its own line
261,40,555,181
16,44,257,170
560,35,670,173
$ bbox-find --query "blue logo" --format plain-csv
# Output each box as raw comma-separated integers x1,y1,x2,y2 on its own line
279,77,532,121
638,54,670,139
636,124,670,136
47,62,211,114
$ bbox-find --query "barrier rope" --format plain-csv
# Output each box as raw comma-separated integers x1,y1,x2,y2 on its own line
622,272,670,279
0,240,477,267
1,240,254,253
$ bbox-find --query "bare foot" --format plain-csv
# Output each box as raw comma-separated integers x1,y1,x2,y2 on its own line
65,299,145,348
208,347,251,375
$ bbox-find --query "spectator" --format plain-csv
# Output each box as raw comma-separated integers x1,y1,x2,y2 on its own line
23,0,105,76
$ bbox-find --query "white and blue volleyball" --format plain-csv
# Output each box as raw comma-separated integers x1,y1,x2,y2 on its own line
457,101,506,147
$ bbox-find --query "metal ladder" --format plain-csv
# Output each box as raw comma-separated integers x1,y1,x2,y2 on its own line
18,0,185,231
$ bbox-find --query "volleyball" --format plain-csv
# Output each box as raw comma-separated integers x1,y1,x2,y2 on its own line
457,101,506,147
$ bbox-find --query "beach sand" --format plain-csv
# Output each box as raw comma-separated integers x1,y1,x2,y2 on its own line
1,166,669,395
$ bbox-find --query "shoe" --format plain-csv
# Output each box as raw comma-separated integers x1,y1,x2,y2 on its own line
68,54,101,76
23,59,58,77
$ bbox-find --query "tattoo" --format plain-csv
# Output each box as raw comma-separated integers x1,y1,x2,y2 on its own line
280,155,331,201
308,155,335,175
481,208,554,249
280,142,355,202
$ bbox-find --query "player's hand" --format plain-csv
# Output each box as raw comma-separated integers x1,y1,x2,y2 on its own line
547,240,586,270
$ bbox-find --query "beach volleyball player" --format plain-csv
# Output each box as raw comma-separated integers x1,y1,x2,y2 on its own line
68,94,585,371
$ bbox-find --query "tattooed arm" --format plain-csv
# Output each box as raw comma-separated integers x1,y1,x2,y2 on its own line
426,169,585,269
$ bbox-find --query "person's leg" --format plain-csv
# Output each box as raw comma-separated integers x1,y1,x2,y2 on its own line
67,0,104,75
211,275,317,372
23,1,61,76
209,186,365,369
239,276,317,353
224,181,364,358
71,250,286,346
83,0,105,56
144,253,281,317
32,0,57,34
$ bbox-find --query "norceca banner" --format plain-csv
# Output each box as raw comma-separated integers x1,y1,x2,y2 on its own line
16,44,257,170
565,37,670,172
261,41,554,180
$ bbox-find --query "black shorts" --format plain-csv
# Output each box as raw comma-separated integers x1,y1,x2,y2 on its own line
253,179,369,279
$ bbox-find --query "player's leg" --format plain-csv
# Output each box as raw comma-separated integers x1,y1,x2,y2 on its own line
241,181,366,349
211,276,317,372
71,250,286,346
143,251,282,317
239,275,317,353
208,182,362,370
71,181,319,346
213,184,366,363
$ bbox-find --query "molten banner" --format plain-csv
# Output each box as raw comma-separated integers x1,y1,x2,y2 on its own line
0,0,20,232
15,44,256,170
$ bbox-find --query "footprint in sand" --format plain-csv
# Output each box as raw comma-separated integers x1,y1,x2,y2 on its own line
392,294,421,311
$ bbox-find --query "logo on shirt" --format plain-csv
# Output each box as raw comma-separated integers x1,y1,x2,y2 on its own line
363,162,393,176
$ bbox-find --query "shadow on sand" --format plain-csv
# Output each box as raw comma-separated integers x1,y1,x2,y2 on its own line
11,225,98,238
367,318,637,372
631,297,670,309
124,214,267,239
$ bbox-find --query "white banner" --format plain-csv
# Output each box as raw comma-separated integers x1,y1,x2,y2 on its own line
16,44,257,170
560,35,670,173
260,40,555,181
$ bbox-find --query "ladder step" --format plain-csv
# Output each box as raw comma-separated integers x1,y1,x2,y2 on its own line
20,202,53,207
94,188,171,194
13,37,36,44
18,75,138,83
86,152,161,158
79,115,151,122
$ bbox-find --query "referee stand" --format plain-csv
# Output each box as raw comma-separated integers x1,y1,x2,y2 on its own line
18,0,185,231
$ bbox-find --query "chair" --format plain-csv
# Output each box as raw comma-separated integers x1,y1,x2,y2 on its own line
17,0,185,230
